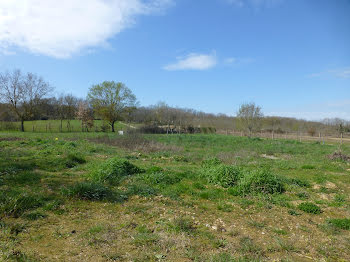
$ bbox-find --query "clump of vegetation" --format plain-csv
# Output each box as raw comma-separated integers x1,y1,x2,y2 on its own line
233,169,285,196
63,182,115,201
286,178,311,188
172,217,196,234
298,202,322,214
0,193,44,218
138,172,183,187
65,152,86,168
201,157,222,168
200,164,243,188
127,182,158,197
89,157,143,184
327,218,350,230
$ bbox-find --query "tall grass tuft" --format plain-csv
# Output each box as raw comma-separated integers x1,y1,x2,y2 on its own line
88,157,143,184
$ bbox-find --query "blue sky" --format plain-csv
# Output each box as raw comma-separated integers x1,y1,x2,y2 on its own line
0,0,349,120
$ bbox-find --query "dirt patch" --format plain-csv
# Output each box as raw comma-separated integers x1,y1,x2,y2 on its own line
0,137,23,142
261,154,279,160
328,151,350,162
89,134,181,153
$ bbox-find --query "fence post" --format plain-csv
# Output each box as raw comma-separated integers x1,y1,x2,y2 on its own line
341,133,343,145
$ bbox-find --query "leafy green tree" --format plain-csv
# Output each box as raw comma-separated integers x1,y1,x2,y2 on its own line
87,81,137,132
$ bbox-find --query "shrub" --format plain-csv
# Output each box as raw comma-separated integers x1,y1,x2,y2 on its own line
327,218,350,230
89,157,142,184
200,164,243,188
63,182,114,201
235,169,285,195
298,202,322,214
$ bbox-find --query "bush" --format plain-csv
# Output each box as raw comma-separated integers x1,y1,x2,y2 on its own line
89,157,142,184
327,218,350,230
298,202,322,214
200,164,243,188
63,182,114,201
235,169,285,195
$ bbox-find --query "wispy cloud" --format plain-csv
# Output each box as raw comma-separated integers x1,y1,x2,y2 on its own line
226,0,283,8
0,0,173,58
164,53,254,71
308,67,350,79
163,53,218,71
224,57,255,66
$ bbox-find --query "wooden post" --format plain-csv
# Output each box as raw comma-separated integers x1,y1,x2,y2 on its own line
272,130,274,140
341,133,343,145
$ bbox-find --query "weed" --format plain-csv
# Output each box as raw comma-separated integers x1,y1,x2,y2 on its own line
24,211,47,221
65,152,86,168
327,218,350,230
89,157,143,184
200,164,243,188
288,209,301,216
171,217,196,234
298,202,322,214
235,169,285,196
62,182,115,201
1,193,44,218
127,182,158,197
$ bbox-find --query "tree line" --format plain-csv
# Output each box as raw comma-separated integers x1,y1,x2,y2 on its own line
0,69,349,135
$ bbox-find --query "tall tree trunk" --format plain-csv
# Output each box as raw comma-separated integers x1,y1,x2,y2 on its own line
111,121,115,132
21,119,24,132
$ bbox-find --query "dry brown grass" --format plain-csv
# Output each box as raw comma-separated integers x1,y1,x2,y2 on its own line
89,133,182,153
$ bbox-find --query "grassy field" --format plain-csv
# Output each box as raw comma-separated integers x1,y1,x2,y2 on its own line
0,120,128,133
0,132,350,261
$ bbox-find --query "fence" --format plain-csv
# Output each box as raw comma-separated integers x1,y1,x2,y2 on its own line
217,130,350,144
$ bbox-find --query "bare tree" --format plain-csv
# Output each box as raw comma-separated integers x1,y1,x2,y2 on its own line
0,69,52,132
76,101,94,132
237,102,263,136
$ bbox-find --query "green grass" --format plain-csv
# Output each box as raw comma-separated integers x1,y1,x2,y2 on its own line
0,132,350,261
0,119,126,132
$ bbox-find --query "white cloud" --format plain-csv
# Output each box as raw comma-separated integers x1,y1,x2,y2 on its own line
163,53,218,71
224,57,255,65
0,0,172,58
226,0,283,8
308,67,350,79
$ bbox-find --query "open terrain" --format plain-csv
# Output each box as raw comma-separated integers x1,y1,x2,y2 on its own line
1,132,350,261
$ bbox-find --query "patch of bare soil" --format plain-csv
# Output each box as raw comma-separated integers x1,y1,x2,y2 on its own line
328,151,350,162
0,137,23,142
89,134,181,153
261,154,279,160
